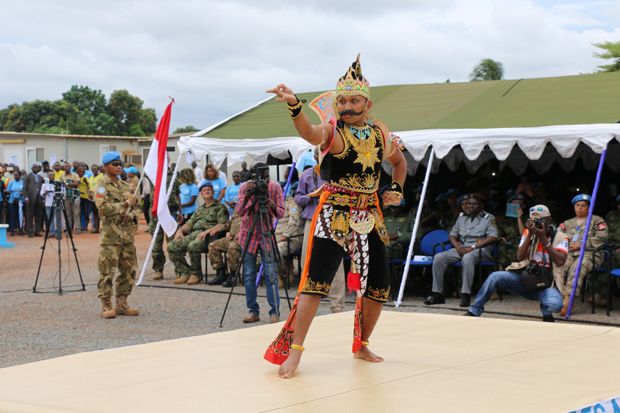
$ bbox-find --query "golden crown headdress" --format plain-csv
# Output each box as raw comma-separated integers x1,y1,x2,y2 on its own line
336,54,370,99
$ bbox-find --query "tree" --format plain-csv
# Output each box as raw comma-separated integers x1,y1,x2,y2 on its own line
173,125,200,134
0,86,157,136
106,89,156,136
470,58,504,81
594,41,620,72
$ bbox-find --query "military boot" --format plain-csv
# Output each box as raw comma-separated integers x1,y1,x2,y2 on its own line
222,271,237,288
174,275,190,284
152,271,164,281
207,268,227,285
101,298,116,319
115,295,140,316
187,274,202,285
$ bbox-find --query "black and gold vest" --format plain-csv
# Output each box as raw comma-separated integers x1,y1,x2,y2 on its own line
320,121,384,194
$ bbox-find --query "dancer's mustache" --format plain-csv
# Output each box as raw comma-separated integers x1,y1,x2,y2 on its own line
339,109,364,117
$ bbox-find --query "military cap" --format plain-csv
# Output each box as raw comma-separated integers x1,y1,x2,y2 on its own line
102,151,121,165
571,194,591,204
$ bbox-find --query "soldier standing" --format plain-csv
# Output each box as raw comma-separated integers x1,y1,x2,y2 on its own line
553,194,609,314
94,152,140,319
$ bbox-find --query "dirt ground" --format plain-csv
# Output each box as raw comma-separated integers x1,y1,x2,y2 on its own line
1,221,619,368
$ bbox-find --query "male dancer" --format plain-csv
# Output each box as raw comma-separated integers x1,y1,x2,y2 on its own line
265,55,407,378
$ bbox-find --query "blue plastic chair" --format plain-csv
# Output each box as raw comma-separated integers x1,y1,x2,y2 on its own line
391,230,451,299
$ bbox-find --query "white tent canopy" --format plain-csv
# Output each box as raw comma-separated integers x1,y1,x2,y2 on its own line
179,123,620,173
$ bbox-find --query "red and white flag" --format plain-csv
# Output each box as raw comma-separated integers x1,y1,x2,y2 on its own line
144,99,177,237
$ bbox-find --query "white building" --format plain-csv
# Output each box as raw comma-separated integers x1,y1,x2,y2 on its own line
0,131,181,168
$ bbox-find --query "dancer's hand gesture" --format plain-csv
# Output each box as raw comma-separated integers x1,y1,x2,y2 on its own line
266,84,298,105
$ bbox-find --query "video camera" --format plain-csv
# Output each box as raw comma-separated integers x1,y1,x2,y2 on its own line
52,180,66,199
246,163,270,198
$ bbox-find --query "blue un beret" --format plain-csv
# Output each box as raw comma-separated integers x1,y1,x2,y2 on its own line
199,181,213,191
102,151,121,165
127,166,138,174
571,194,592,204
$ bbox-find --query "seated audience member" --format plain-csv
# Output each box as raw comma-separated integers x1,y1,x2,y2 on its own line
167,182,228,285
199,164,227,203
605,195,620,268
276,191,305,269
223,171,242,215
465,205,567,322
383,201,411,262
207,210,242,286
496,194,528,269
178,168,199,223
553,194,609,313
424,193,498,307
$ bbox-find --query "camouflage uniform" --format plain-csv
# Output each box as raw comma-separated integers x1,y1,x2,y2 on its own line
605,209,620,269
149,172,179,272
383,208,412,262
127,175,139,193
496,216,521,269
276,197,305,259
553,215,609,298
208,211,242,273
167,201,228,277
94,175,140,299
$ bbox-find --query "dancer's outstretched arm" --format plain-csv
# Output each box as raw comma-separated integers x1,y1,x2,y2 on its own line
267,84,333,146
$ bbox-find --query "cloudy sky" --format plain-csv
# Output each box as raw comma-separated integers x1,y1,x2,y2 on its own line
1,0,619,132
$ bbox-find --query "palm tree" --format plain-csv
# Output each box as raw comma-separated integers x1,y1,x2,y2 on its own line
470,59,504,81
594,41,620,72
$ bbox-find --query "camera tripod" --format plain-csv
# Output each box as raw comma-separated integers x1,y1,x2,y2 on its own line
33,192,85,294
219,193,291,327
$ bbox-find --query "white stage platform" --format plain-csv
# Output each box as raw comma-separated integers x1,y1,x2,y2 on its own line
1,311,619,412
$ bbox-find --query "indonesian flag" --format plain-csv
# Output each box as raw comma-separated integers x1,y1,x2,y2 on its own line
144,99,177,237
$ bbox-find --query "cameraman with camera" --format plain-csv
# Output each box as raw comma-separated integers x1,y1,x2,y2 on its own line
465,205,568,322
236,162,285,324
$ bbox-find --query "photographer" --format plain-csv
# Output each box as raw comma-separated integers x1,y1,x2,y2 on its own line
236,162,285,324
465,205,568,322
61,162,81,233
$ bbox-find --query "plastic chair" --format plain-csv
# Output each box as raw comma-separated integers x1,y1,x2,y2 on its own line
580,245,612,314
393,229,452,299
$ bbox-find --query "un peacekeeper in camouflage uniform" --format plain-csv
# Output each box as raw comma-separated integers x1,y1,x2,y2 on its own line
605,195,620,269
94,151,141,319
150,168,180,281
207,210,242,286
553,194,609,313
276,196,305,263
382,203,411,262
168,181,228,285
496,215,521,269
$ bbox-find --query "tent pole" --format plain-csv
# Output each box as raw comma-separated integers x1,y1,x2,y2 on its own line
136,151,183,286
395,148,434,307
565,148,607,318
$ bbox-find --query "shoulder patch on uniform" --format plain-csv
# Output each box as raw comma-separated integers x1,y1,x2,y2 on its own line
597,222,607,230
559,223,566,230
97,186,106,194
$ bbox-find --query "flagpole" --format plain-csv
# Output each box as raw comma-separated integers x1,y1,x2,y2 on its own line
136,152,182,286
